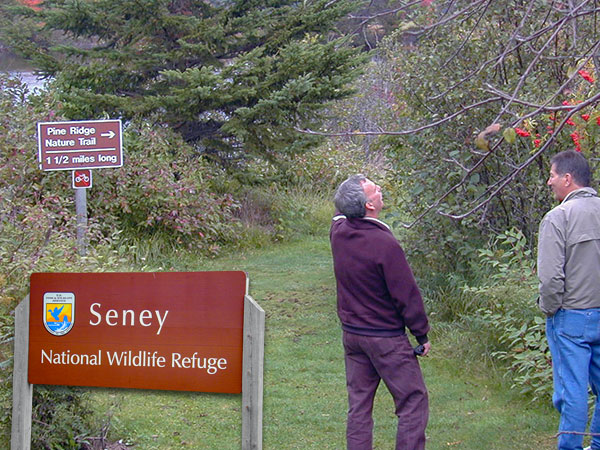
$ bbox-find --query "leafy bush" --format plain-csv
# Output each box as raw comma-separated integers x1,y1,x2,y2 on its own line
227,182,334,246
0,75,87,310
31,387,94,450
461,229,552,402
280,140,385,193
90,121,243,256
212,137,378,245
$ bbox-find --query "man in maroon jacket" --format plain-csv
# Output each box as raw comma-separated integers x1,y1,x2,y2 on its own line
330,174,431,450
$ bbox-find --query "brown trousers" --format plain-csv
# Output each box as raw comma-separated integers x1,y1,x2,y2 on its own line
343,331,429,450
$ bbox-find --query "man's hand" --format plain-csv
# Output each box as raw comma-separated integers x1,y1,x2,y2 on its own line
421,341,431,356
414,342,431,357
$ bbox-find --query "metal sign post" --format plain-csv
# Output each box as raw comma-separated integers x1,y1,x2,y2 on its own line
37,119,123,256
75,188,87,256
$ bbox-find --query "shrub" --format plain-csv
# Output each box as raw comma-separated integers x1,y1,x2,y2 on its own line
31,387,94,450
461,229,552,403
0,75,75,300
88,121,243,256
215,137,379,244
280,140,387,193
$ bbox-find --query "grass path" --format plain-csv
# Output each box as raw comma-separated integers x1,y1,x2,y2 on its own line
87,237,559,449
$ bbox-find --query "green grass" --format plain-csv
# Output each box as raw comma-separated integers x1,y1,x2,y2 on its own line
56,237,559,448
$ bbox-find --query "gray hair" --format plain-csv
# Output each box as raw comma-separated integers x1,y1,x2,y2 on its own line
334,174,367,218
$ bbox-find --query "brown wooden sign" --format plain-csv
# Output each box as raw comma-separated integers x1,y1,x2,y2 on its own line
28,271,247,393
37,119,123,171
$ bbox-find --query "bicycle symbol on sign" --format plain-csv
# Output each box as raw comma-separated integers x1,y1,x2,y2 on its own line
75,174,90,183
72,170,92,189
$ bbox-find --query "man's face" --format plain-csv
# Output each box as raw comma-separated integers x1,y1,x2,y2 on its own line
547,164,569,202
362,178,383,216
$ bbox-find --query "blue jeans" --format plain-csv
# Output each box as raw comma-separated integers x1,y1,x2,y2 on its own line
547,309,600,450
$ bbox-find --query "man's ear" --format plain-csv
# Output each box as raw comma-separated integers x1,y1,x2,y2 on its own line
564,172,572,187
365,201,375,211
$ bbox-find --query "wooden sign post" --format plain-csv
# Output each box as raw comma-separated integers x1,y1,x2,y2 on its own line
10,295,32,450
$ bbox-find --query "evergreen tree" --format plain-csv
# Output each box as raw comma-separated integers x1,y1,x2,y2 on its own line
1,0,366,161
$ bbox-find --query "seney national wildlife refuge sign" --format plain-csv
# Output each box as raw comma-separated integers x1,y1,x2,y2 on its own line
28,271,247,393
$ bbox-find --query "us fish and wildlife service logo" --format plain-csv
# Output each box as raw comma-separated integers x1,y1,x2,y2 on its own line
43,292,75,336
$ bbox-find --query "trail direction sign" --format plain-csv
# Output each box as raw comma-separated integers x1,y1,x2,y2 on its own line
38,119,123,171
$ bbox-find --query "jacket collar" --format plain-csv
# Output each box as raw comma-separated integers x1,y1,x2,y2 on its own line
335,215,391,230
363,217,391,230
562,187,598,203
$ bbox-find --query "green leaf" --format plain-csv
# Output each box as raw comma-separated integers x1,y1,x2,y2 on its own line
503,127,516,144
475,135,489,151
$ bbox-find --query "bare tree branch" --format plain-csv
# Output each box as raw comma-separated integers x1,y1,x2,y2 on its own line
311,0,600,228
438,91,600,221
296,97,502,137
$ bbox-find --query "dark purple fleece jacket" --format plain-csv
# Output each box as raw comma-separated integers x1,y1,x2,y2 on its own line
330,215,430,344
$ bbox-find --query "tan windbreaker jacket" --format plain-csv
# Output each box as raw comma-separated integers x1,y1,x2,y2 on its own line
537,187,600,316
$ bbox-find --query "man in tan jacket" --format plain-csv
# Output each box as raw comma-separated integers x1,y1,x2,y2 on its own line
538,150,600,450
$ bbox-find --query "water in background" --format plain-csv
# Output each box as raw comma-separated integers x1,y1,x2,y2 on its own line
0,50,48,91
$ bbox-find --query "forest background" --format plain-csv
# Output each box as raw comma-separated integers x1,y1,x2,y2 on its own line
1,0,599,448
